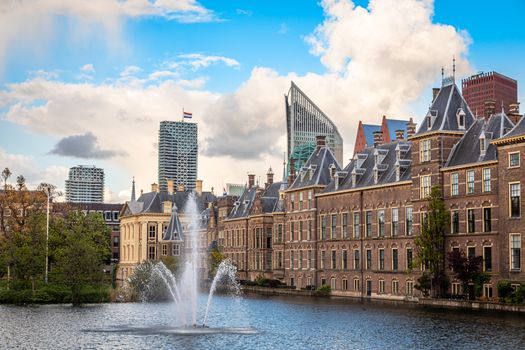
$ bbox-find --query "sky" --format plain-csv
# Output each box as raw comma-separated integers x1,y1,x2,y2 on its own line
1,0,525,203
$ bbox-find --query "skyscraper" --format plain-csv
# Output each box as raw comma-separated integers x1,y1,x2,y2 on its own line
462,71,518,117
285,82,343,174
158,120,198,192
65,165,104,203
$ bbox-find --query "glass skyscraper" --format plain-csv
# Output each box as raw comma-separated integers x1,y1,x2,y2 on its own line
285,82,343,174
158,120,198,192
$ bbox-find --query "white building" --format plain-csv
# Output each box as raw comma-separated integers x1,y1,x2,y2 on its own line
65,165,104,203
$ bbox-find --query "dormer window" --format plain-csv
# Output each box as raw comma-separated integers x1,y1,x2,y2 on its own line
457,108,466,129
395,164,401,182
351,171,357,188
479,136,486,156
374,168,379,184
330,163,336,178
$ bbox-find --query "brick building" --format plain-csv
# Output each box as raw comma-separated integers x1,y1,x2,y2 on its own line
353,115,415,155
462,71,518,119
207,77,524,300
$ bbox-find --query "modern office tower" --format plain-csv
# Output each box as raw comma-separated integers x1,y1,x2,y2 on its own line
158,120,198,192
462,71,518,118
65,165,104,203
285,82,343,175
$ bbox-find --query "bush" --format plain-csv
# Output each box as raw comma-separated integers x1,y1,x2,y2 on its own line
497,281,513,299
315,284,331,296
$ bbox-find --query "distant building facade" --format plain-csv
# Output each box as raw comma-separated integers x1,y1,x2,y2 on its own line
462,71,518,119
158,121,198,192
285,82,343,175
65,165,104,203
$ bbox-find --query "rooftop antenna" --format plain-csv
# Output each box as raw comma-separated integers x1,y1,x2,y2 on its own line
441,66,444,85
452,55,456,81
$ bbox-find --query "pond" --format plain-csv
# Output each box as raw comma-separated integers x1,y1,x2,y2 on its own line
1,294,524,349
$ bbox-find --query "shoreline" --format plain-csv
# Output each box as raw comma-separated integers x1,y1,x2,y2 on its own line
241,285,525,313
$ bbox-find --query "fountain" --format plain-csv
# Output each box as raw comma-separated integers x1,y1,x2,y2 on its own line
113,191,253,336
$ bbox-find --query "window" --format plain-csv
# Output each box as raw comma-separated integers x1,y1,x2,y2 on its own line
113,211,119,221
407,248,413,269
299,192,303,210
331,214,337,239
483,168,491,192
290,193,295,211
365,211,372,237
406,207,413,236
510,234,521,270
451,210,459,234
298,250,303,269
104,211,112,221
509,152,520,167
290,251,294,269
342,213,348,238
172,244,180,256
483,284,493,298
420,139,431,162
354,278,360,292
277,224,283,243
354,250,360,270
378,210,385,237
421,175,431,198
379,280,385,294
483,246,492,272
321,216,327,240
510,183,521,218
342,250,348,270
320,250,325,270
308,191,312,208
148,225,156,240
391,208,399,236
452,283,461,295
113,237,119,247
308,221,312,241
467,170,475,194
392,249,398,270
148,246,156,260
467,209,475,233
366,249,372,270
483,207,491,232
392,280,399,294
479,136,486,154
451,173,459,196
467,246,475,260
331,250,337,269
290,222,295,241
379,249,385,270
162,244,167,256
342,279,348,291
353,212,360,238
406,281,414,296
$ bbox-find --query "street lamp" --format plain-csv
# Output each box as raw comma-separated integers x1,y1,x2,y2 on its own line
39,183,62,284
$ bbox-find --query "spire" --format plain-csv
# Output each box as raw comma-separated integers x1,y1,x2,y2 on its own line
441,66,444,84
452,55,456,81
131,177,136,202
282,152,287,182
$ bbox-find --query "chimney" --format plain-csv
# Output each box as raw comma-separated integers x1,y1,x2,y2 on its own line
395,129,404,141
163,201,172,214
373,131,383,147
151,183,158,193
432,88,440,102
288,159,296,185
406,118,416,137
177,184,185,192
195,179,203,195
167,179,174,195
266,167,274,188
484,99,496,119
509,103,521,124
316,135,326,150
248,174,255,188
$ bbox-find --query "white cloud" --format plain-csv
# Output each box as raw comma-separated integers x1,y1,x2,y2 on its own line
148,70,178,80
120,65,142,77
0,0,472,198
81,64,95,73
0,0,217,71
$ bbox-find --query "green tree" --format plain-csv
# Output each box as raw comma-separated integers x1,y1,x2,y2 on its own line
50,211,110,304
208,247,224,279
415,186,449,298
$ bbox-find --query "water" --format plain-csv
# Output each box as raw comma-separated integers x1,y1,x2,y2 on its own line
1,295,524,349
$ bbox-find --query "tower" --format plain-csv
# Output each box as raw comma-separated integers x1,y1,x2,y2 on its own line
65,165,105,203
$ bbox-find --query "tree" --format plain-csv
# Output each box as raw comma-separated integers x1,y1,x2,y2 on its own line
50,211,110,304
208,247,225,279
447,249,489,300
414,186,449,298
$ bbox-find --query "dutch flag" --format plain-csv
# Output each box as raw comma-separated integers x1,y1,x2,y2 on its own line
183,111,192,119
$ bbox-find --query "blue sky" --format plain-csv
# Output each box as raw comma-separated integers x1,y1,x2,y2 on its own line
1,0,524,202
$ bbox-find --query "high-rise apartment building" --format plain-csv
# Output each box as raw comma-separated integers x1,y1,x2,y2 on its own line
285,82,343,175
462,71,518,117
158,120,198,192
65,165,104,203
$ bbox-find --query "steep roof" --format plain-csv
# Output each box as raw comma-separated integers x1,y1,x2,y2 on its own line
415,82,475,136
446,113,514,168
163,205,184,241
494,114,525,143
323,140,412,193
288,145,341,190
122,190,215,216
227,186,258,219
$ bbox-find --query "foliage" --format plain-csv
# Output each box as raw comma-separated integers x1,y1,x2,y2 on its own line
447,249,485,300
472,272,490,298
315,284,331,296
0,284,109,304
497,281,525,305
49,211,111,304
497,280,514,299
415,272,432,297
126,260,172,302
414,186,449,298
160,255,179,274
208,247,225,278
